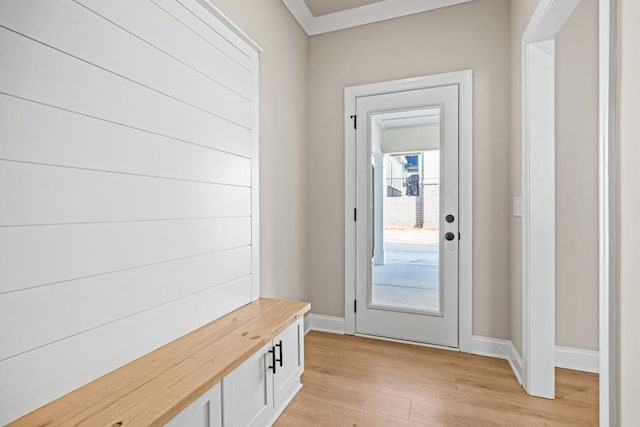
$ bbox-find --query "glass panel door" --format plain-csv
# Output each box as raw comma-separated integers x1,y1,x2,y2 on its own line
369,108,442,314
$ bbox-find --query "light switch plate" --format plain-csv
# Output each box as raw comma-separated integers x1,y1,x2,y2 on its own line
513,196,523,217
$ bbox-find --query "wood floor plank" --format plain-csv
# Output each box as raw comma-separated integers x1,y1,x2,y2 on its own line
283,393,422,427
275,332,599,427
300,378,412,419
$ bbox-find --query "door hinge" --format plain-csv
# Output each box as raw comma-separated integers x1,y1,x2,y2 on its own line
350,115,357,130
459,232,461,240
354,300,357,313
353,208,357,222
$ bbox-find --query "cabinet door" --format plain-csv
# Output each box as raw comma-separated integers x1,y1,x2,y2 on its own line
273,318,304,410
222,341,275,427
165,382,222,427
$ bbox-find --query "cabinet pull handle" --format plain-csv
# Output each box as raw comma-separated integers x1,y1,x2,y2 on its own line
275,340,283,367
268,347,276,374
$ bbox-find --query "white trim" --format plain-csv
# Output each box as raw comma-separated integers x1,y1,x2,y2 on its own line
343,70,473,353
509,344,525,386
471,337,524,386
458,70,474,355
344,88,357,336
197,0,263,52
470,335,521,384
471,337,598,382
521,0,581,400
307,314,345,335
470,337,524,382
282,0,473,36
471,335,512,359
556,346,600,374
598,0,617,425
250,53,260,301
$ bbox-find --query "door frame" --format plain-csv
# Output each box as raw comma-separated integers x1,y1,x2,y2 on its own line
598,0,617,425
520,0,582,399
343,70,473,353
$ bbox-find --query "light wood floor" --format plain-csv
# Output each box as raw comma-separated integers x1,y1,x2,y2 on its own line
275,332,598,426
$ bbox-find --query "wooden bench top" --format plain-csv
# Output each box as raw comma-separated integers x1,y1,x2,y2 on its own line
9,298,310,427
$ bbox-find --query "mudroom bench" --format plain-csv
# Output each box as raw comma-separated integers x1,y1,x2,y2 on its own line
9,298,310,427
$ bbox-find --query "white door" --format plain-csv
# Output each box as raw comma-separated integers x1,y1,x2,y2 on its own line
355,85,459,347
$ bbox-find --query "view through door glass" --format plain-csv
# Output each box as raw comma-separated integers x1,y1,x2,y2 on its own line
370,108,442,313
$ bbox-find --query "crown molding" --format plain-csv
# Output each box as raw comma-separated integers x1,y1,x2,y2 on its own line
282,0,474,36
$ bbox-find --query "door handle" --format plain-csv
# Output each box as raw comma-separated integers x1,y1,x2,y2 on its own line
445,232,456,241
268,347,276,374
275,340,283,367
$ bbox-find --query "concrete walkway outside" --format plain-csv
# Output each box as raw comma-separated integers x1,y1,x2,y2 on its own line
372,241,440,312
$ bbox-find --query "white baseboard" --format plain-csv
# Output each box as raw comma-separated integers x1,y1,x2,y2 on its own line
471,335,512,358
470,336,525,384
555,345,599,373
306,319,598,375
306,314,345,335
508,343,524,385
471,335,599,375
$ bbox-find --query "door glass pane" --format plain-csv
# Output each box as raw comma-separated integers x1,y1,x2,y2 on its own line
370,107,441,313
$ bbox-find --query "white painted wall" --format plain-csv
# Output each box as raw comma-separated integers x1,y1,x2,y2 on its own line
308,0,513,340
0,1,259,423
555,0,599,352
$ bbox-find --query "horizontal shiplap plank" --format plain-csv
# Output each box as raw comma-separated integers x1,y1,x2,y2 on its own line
76,0,252,98
0,0,251,128
0,246,251,361
150,0,253,71
0,27,252,157
0,276,252,426
0,161,251,226
0,94,251,186
0,217,251,294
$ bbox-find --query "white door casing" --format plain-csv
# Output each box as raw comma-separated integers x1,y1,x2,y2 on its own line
344,71,473,352
521,0,581,399
598,0,618,425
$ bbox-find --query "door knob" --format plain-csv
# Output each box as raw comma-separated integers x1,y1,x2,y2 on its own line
446,214,455,223
445,232,455,241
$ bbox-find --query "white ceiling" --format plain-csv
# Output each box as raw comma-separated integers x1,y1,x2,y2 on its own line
374,108,440,129
303,0,384,17
282,0,474,35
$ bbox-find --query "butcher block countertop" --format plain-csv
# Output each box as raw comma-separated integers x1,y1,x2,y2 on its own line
8,298,310,427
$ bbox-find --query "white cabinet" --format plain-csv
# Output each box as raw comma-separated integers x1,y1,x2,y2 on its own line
165,383,222,427
222,318,304,427
222,341,274,427
164,318,304,427
273,318,304,410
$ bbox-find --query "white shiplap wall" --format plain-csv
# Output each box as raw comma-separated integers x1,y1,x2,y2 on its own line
0,0,260,424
